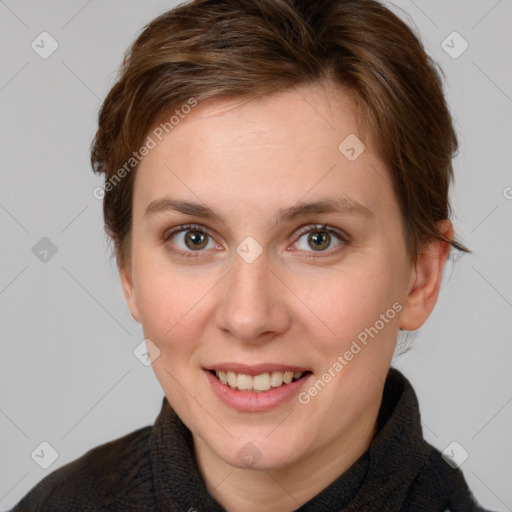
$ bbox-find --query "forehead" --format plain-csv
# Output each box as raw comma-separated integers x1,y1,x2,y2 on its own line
133,82,394,226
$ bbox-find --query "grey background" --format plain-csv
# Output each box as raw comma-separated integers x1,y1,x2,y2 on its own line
0,1,511,510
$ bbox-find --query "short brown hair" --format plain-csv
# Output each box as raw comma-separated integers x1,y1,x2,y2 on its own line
91,0,469,270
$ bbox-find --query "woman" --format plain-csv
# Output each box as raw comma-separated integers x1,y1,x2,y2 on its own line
11,0,494,510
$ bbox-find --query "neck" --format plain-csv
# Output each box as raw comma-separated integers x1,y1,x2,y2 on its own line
193,399,380,512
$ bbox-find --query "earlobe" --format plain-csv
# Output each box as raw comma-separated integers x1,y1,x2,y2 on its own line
120,265,142,324
399,220,454,331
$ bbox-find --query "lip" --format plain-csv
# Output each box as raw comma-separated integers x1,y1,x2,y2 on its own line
205,368,313,412
204,362,311,376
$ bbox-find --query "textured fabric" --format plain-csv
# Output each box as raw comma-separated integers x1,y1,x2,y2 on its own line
10,368,492,511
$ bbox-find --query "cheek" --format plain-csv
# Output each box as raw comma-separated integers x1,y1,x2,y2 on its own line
131,254,210,351
299,259,404,357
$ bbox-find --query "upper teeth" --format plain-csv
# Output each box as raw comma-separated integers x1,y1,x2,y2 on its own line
215,370,304,392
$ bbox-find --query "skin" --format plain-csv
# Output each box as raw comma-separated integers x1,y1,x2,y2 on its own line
121,81,453,512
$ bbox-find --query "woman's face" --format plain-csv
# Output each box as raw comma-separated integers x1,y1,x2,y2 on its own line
122,82,416,470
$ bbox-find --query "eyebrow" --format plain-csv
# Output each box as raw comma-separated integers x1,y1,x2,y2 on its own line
144,195,374,225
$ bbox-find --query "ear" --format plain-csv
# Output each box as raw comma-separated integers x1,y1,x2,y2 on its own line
399,220,454,331
120,264,142,324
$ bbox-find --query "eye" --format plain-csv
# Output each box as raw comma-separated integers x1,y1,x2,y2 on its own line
292,224,348,256
162,223,349,259
163,224,219,258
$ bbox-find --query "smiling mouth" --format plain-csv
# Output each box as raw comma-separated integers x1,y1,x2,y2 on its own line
209,369,312,393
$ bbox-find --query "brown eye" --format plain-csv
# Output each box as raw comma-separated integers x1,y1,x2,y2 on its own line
163,224,218,257
308,231,331,251
184,230,209,250
293,224,349,257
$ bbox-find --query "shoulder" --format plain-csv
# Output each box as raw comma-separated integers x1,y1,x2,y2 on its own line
11,426,155,511
405,445,492,512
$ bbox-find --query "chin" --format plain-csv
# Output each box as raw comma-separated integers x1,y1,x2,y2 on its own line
209,433,307,471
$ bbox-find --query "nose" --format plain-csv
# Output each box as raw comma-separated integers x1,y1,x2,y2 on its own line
214,247,290,345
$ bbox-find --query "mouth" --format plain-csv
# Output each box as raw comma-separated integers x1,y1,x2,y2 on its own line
207,369,313,393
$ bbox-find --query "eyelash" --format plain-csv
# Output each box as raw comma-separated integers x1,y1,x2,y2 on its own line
162,223,350,259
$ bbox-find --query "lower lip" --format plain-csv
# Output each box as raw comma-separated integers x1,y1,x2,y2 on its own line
205,370,313,412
